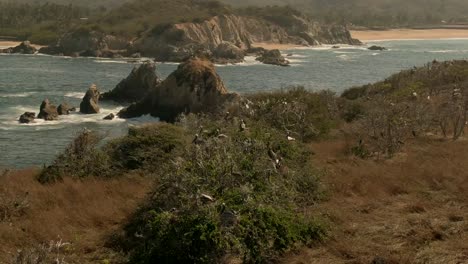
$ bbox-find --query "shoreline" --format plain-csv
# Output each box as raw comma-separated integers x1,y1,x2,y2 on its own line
251,42,302,50
0,41,44,49
351,28,468,41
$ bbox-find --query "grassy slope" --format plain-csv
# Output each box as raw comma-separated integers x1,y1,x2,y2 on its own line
283,136,468,263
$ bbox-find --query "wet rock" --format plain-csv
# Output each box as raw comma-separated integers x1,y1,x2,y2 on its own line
368,45,387,51
80,84,100,114
12,41,37,54
101,62,161,102
57,103,75,115
213,42,245,63
103,113,115,120
19,112,36,123
37,99,59,121
256,49,290,66
38,45,64,55
118,57,239,122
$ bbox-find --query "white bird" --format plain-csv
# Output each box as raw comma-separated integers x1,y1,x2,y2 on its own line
287,136,296,141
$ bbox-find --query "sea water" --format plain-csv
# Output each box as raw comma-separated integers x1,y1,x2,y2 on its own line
1,39,468,167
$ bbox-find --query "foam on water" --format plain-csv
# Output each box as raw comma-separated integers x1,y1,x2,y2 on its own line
64,92,85,98
0,92,38,98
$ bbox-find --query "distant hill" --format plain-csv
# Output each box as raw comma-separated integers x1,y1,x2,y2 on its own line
0,0,128,8
220,0,468,26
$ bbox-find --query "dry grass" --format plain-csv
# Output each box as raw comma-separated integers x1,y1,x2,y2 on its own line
0,169,152,263
282,136,468,263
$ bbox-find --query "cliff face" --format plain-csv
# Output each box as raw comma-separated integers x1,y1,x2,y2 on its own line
133,14,361,61
40,29,130,57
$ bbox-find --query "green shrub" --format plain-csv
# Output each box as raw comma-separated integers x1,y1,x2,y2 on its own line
247,87,339,142
116,115,326,263
38,130,112,183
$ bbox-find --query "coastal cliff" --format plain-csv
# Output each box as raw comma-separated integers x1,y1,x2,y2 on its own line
132,14,361,61
36,13,360,62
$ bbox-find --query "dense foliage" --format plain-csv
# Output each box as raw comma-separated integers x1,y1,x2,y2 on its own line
39,88,336,263
0,2,91,44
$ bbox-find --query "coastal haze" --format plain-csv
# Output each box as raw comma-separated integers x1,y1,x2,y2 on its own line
1,0,468,263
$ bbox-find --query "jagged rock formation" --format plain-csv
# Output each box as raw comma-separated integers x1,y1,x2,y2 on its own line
131,14,361,62
1,41,37,54
118,57,238,122
37,99,59,121
39,29,129,57
80,84,101,114
101,62,161,102
256,49,290,66
57,103,75,115
19,112,35,123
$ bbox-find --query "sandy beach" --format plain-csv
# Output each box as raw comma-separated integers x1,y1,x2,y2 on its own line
352,29,468,41
0,41,21,49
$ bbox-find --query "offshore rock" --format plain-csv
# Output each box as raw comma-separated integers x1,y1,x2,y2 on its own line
37,99,59,121
19,112,36,123
118,57,238,122
256,49,290,66
101,62,161,102
80,84,101,114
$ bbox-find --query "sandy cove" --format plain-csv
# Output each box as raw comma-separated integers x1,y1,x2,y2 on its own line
352,28,468,41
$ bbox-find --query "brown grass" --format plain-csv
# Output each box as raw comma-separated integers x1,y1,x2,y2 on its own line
0,169,152,263
282,136,468,264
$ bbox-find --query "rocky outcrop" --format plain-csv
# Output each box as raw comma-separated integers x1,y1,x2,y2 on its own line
1,41,37,54
118,57,238,121
19,112,35,123
57,103,75,115
37,99,59,121
132,14,361,62
212,42,245,64
101,62,161,102
256,49,290,67
39,29,129,57
103,113,115,120
368,45,387,51
80,84,100,114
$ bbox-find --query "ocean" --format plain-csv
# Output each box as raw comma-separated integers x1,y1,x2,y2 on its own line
1,39,468,167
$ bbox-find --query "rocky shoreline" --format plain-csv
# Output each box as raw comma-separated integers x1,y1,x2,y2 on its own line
2,14,360,67
18,57,239,124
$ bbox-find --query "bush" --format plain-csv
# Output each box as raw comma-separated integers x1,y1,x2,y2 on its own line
38,129,111,183
115,114,326,263
247,87,339,142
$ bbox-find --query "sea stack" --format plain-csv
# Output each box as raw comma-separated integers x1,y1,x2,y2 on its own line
101,62,161,102
118,57,238,122
80,84,101,114
37,99,59,121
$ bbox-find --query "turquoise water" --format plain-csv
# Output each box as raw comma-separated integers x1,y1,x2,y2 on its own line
1,39,468,167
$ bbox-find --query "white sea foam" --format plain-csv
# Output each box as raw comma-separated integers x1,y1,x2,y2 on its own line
64,92,85,99
0,92,37,98
94,60,129,64
3,106,126,129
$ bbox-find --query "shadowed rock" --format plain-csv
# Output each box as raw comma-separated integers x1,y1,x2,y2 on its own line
256,49,290,66
57,103,75,115
80,84,100,114
2,41,37,54
212,42,245,63
103,113,115,120
101,62,161,102
37,99,59,121
368,45,387,51
19,112,35,123
118,57,239,122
